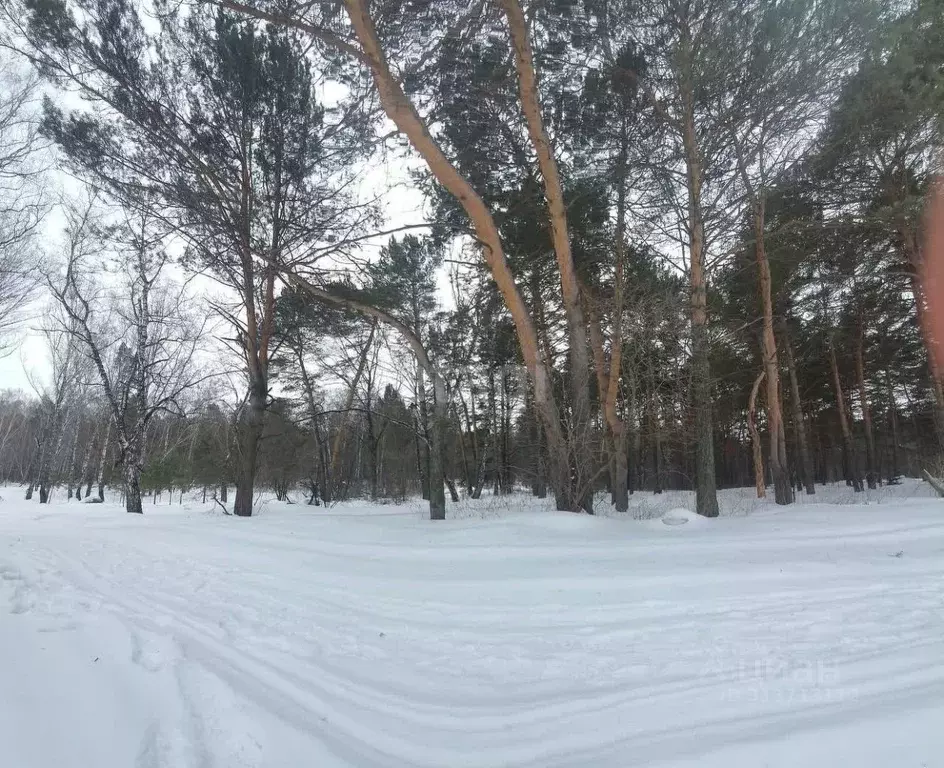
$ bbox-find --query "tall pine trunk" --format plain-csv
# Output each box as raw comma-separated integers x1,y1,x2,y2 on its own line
753,207,792,505
96,419,111,501
297,349,331,504
855,310,878,489
886,373,900,482
782,327,815,494
651,391,664,494
829,338,863,492
530,389,547,498
748,370,766,498
416,363,430,500
233,380,266,517
454,401,472,496
681,83,718,517
427,374,448,520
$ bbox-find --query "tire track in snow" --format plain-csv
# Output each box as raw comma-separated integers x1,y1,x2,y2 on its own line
15,518,944,768
5,499,944,767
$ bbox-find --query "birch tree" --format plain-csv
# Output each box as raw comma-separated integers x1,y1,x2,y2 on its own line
49,200,210,514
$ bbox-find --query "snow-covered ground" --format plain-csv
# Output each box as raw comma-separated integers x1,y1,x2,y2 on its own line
1,482,942,767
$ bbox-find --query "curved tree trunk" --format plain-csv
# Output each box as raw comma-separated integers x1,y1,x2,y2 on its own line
339,0,573,508
228,0,606,512
283,274,450,520
501,0,594,511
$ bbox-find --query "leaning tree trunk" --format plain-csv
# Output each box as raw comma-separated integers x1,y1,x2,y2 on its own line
233,380,266,517
234,0,578,513
228,0,583,511
333,0,573,510
501,0,594,512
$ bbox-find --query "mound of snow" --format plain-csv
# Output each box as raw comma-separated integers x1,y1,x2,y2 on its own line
661,507,701,526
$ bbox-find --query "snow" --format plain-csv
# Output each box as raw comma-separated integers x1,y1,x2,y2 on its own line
659,507,702,526
1,482,942,767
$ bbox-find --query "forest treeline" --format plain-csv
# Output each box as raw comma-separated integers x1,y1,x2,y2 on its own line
0,0,941,517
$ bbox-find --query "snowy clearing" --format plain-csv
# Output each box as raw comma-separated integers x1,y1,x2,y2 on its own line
1,482,943,768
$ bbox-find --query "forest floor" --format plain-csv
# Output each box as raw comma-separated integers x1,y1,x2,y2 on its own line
0,481,942,767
